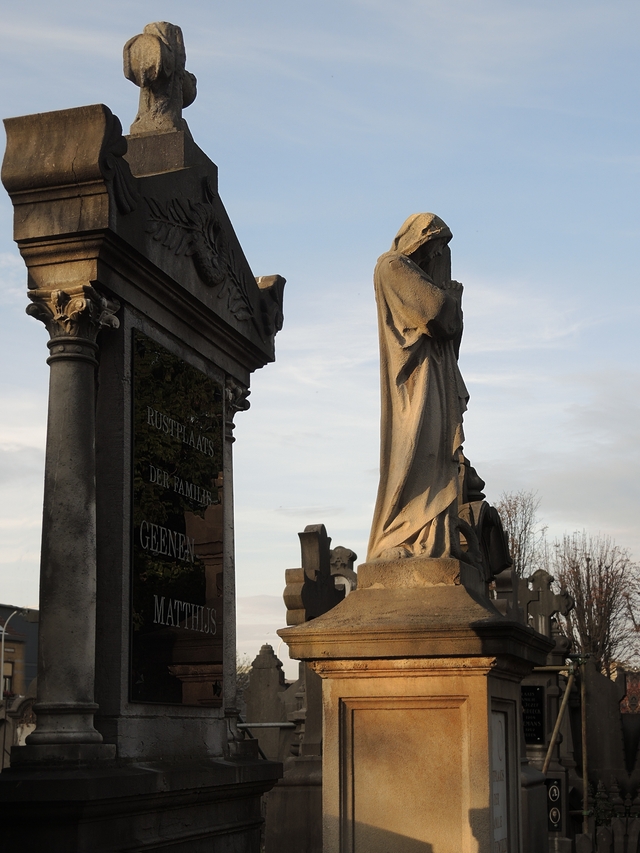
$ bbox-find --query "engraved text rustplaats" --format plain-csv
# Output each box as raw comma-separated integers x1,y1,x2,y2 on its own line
131,331,224,705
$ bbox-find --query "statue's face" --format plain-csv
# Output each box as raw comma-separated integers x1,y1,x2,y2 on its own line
411,237,447,270
426,237,447,259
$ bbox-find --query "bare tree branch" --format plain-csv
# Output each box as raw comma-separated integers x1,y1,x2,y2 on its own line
495,490,547,578
553,531,640,676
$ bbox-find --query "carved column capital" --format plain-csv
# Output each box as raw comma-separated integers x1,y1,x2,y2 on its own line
224,377,250,442
225,377,250,414
26,284,120,346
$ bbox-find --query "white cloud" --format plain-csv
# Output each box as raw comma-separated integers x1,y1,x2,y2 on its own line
0,253,27,307
2,22,121,58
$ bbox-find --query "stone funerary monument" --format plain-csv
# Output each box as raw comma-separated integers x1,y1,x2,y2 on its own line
280,215,554,852
0,21,283,851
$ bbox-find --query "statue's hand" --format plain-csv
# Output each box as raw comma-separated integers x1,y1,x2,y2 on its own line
445,280,463,297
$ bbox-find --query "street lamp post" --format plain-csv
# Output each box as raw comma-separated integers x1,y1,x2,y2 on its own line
1,609,22,771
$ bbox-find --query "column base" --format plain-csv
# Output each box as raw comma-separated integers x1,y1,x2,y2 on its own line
26,702,104,745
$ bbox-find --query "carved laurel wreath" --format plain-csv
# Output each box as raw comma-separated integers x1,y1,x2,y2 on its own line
145,178,253,322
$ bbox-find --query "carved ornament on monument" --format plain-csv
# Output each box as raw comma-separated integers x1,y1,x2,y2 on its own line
145,176,255,319
283,525,358,626
124,21,197,137
98,109,140,215
225,377,251,414
26,285,120,343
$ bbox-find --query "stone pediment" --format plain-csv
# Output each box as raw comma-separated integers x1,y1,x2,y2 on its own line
2,103,283,372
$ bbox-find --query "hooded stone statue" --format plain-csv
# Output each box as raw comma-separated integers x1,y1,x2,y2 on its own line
367,213,469,561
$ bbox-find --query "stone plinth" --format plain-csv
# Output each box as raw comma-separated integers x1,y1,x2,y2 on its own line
0,758,277,852
279,558,552,853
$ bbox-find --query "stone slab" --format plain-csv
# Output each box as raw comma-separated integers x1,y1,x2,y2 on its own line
358,555,486,595
10,743,116,767
0,758,281,852
319,656,524,853
279,582,551,664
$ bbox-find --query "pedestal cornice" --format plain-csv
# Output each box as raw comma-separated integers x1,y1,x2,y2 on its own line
278,558,553,669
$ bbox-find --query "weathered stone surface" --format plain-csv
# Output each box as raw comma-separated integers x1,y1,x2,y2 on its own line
1,759,278,851
280,559,552,852
315,652,534,853
243,645,288,761
367,213,468,563
264,755,322,853
3,103,283,374
281,574,550,663
124,22,197,136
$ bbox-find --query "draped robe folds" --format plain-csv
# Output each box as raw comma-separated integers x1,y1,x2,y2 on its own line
367,248,469,561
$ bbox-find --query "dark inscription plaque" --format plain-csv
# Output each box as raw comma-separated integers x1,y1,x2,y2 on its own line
521,685,545,744
131,331,224,705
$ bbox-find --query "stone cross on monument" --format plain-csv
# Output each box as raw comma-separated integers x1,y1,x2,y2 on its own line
124,21,197,136
283,524,357,626
520,569,574,638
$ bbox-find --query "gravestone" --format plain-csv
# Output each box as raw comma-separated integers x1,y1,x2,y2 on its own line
518,570,575,852
280,214,553,853
239,525,359,853
0,21,282,851
283,524,357,625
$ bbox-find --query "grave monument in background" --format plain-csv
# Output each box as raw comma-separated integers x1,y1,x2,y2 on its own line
0,21,283,851
280,214,554,853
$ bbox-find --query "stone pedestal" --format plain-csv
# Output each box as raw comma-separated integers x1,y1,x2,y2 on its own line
280,558,552,853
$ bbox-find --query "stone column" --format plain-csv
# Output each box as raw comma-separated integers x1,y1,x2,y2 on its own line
22,284,118,759
222,379,250,722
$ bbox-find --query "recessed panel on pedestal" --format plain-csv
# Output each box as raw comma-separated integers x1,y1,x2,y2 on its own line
341,696,468,852
491,710,509,853
131,331,224,706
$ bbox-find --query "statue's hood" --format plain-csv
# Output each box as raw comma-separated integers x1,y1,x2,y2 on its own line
391,213,452,257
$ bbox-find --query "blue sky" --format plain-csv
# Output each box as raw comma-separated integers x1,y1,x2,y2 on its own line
2,1,640,674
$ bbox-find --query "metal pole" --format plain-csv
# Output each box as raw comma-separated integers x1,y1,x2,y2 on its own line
1,610,20,771
581,659,589,835
542,669,574,775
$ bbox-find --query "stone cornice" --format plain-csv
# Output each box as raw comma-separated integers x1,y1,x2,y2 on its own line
17,230,274,378
3,104,125,195
2,103,283,369
278,583,554,667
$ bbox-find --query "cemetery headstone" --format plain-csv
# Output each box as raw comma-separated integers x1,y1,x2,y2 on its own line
0,21,283,851
518,569,575,851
